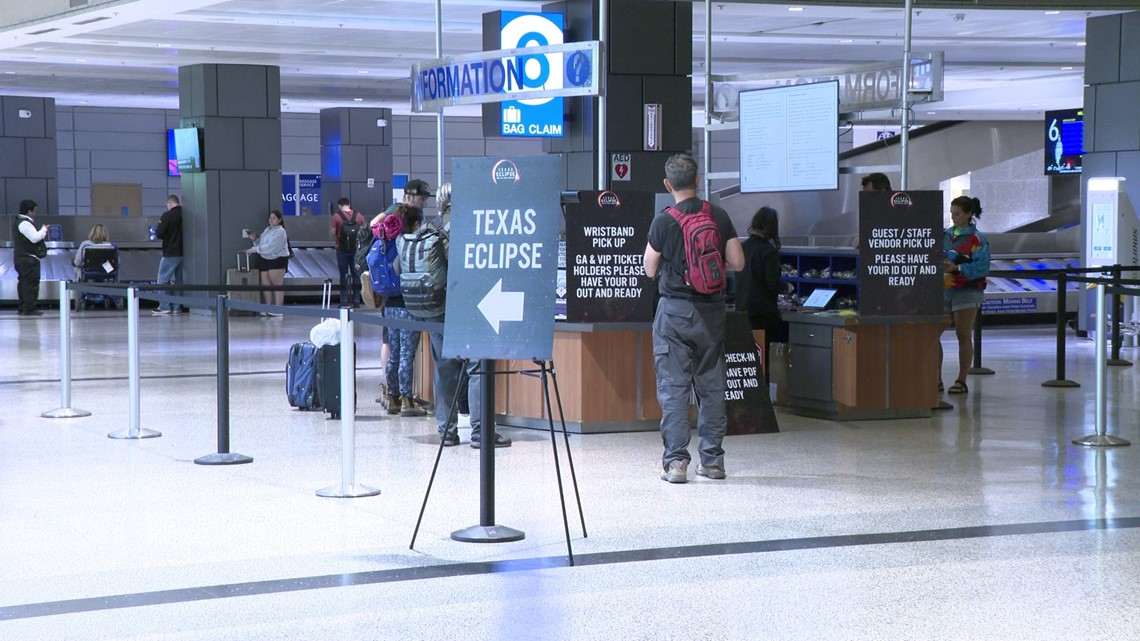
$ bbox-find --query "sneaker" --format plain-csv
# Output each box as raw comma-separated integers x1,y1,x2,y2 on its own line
470,432,512,449
441,431,460,447
661,460,689,484
265,312,283,318
151,308,172,315
170,308,183,315
696,464,726,480
399,396,426,417
386,394,401,415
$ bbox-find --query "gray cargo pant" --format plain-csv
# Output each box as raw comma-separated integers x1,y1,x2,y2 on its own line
652,296,728,470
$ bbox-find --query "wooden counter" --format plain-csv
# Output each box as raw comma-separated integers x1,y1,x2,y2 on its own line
785,311,943,420
414,323,661,434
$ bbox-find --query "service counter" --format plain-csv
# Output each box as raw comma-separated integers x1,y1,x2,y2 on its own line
784,311,943,421
415,322,660,434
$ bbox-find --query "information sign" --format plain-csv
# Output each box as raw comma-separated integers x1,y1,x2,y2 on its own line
564,190,654,323
858,190,943,317
443,155,561,361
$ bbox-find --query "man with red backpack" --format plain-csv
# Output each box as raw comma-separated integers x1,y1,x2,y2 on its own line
643,153,744,484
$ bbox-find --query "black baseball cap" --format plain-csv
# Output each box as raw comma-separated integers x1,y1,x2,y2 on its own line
404,179,433,198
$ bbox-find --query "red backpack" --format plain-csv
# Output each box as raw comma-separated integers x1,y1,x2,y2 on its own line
665,200,726,295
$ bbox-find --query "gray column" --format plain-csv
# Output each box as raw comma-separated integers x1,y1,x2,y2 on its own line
1,96,57,219
178,64,282,288
543,0,692,192
320,108,393,217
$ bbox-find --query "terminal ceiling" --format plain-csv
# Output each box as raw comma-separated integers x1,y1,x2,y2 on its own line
0,0,1128,122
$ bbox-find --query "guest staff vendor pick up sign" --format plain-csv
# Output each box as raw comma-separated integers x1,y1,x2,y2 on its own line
858,190,943,317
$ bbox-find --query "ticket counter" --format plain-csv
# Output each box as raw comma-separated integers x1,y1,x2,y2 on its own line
784,311,943,420
415,322,660,433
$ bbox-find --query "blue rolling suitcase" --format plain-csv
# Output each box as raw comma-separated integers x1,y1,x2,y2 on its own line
286,342,321,410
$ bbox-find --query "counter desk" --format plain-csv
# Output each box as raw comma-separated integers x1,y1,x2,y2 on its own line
415,322,660,434
784,311,944,421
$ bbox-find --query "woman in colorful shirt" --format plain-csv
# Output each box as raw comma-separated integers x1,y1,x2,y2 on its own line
941,196,990,395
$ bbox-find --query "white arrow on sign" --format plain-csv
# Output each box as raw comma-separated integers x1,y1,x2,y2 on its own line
478,278,525,334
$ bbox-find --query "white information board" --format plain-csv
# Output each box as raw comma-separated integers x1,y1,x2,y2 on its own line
739,81,839,193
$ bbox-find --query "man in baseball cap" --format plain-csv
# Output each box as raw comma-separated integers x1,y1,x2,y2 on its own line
402,179,433,206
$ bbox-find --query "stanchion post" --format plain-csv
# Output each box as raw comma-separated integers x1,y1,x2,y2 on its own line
1108,265,1131,366
109,287,160,440
969,306,994,375
317,307,380,498
1043,271,1079,388
1074,282,1130,447
195,295,252,465
43,280,91,418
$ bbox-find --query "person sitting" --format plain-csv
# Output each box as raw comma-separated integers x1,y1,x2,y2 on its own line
73,223,116,280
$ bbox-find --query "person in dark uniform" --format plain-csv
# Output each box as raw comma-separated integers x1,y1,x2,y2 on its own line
861,172,893,192
13,199,48,316
736,206,788,374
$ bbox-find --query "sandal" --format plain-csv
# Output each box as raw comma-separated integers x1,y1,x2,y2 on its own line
947,380,968,395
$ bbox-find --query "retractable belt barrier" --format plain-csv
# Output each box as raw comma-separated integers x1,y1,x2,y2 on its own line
46,279,447,498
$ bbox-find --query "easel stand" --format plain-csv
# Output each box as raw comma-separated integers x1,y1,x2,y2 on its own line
410,359,586,565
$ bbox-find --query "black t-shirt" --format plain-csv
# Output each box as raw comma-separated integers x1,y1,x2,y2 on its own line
647,196,738,301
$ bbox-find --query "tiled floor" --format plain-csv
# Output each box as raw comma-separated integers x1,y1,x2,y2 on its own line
1,307,1138,640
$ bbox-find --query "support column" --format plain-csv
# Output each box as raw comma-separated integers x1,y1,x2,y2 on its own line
0,96,57,216
545,0,692,192
320,108,393,216
178,64,282,290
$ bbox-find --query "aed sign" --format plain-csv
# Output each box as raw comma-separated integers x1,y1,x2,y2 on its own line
496,11,565,138
443,155,561,361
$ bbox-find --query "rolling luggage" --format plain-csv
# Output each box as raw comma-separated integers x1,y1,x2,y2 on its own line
226,252,259,313
286,342,321,410
316,343,343,419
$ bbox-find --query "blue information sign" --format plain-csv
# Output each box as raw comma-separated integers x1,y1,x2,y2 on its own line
443,155,562,361
498,11,564,138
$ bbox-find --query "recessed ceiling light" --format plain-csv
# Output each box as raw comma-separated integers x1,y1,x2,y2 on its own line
787,6,804,11
4,71,16,75
1061,66,1074,70
353,97,363,102
357,70,369,74
1078,42,1086,46
839,39,853,44
75,58,87,62
1044,10,1060,15
927,111,937,115
277,20,293,25
156,43,172,48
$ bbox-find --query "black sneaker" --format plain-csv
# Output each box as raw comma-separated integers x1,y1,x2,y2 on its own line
441,431,460,447
470,432,511,449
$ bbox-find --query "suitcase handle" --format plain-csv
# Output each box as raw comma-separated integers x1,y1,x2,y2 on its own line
236,252,250,272
322,279,333,310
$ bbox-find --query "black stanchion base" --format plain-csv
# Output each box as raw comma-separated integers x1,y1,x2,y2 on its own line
968,367,995,375
1107,359,1133,367
194,452,254,466
451,524,525,543
932,400,953,411
1042,379,1081,388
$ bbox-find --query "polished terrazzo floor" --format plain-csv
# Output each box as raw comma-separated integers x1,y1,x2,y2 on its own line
1,305,1138,640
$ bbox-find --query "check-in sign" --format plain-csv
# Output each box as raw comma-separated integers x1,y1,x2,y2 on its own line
443,155,562,361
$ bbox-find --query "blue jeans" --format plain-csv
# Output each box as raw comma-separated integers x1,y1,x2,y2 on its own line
383,306,419,397
155,256,183,311
336,249,360,305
